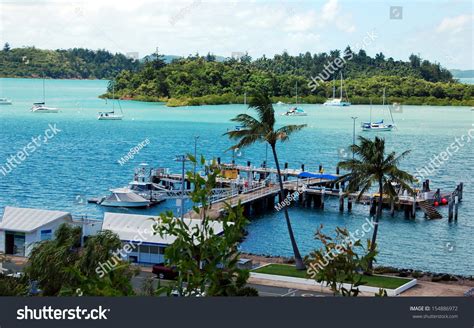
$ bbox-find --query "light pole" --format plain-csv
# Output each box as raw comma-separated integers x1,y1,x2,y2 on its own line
175,155,188,220
193,136,199,176
351,116,358,160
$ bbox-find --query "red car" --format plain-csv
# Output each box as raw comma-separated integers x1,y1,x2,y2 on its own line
152,264,178,280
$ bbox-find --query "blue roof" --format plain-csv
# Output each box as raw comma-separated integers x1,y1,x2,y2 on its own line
298,172,339,180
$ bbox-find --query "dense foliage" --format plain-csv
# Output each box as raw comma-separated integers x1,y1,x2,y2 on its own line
307,226,377,297
108,50,474,106
24,224,137,296
0,44,139,79
154,156,257,297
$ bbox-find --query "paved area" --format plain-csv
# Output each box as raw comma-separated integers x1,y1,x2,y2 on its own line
132,271,329,296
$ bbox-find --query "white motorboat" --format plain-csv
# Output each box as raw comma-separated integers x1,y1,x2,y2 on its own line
99,188,151,207
323,72,351,106
0,98,12,105
282,107,308,116
98,81,123,120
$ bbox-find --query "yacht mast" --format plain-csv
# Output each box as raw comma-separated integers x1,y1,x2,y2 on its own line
340,72,343,99
42,77,46,103
332,77,336,99
112,82,115,113
295,81,298,104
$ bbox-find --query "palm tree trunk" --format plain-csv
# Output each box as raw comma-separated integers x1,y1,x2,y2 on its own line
270,144,305,270
369,179,383,270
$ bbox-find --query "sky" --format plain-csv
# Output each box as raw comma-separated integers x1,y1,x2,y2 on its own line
0,0,472,69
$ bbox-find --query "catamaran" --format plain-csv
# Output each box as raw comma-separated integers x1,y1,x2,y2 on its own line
282,81,308,116
0,98,12,105
323,72,351,107
31,78,59,113
361,89,396,131
98,82,123,120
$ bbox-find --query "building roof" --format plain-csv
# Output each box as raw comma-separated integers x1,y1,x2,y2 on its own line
102,212,225,246
0,207,72,233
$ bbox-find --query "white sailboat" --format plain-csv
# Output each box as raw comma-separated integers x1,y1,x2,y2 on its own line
98,82,123,120
361,89,395,131
323,72,351,107
282,81,308,116
31,78,59,113
0,98,12,105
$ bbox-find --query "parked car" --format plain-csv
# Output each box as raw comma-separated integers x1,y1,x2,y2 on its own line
152,263,178,280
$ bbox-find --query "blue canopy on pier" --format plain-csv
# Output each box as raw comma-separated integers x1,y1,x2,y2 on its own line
298,172,339,180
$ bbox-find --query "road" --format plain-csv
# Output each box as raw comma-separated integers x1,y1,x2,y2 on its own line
132,271,328,297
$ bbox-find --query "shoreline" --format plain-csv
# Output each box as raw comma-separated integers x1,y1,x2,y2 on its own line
240,253,474,286
100,93,474,108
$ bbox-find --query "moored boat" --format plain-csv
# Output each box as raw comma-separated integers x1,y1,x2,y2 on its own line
323,72,351,107
99,188,151,207
0,98,12,105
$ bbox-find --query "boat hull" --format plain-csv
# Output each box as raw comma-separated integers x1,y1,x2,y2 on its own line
31,109,59,113
99,200,150,207
98,115,123,120
362,126,394,132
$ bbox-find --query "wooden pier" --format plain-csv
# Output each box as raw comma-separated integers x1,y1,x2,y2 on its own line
183,161,463,221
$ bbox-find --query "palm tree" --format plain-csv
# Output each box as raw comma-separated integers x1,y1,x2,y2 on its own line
225,92,307,270
337,136,415,268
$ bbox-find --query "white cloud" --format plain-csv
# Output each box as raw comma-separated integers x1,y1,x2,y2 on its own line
436,14,473,33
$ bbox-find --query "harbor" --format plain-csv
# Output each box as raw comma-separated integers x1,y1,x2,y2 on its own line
0,78,472,276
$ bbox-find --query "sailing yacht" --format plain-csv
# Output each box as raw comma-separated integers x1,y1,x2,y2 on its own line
0,98,12,105
361,89,396,131
282,81,308,116
98,82,123,120
323,72,351,106
31,78,59,113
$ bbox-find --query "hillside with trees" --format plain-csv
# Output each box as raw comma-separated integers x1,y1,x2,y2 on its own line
0,43,139,79
107,50,473,107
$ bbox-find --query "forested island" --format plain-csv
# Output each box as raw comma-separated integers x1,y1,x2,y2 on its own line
1,43,472,106
0,43,139,79
105,49,474,107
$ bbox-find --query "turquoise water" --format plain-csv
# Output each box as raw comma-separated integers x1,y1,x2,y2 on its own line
0,78,473,275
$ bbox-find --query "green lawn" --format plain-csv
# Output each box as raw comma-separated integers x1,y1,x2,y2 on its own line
253,264,411,289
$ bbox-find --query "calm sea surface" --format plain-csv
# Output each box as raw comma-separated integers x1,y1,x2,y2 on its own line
0,78,473,275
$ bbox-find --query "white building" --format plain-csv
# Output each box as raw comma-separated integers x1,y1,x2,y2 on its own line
102,212,226,265
0,207,74,257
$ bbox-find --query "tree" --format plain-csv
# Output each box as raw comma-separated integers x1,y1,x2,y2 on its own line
3,42,10,52
25,224,137,296
225,91,307,270
307,226,377,296
337,137,415,269
154,156,256,296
